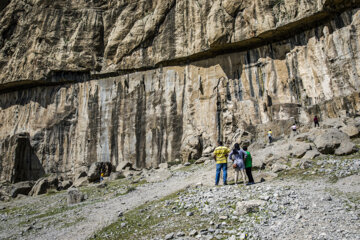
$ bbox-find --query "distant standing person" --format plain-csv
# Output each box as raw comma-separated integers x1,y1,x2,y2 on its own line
213,141,230,186
268,130,273,143
243,146,254,185
100,172,104,183
228,143,247,185
291,124,297,137
314,115,319,127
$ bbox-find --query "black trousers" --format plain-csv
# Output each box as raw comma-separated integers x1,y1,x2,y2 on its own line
245,167,254,183
314,121,319,127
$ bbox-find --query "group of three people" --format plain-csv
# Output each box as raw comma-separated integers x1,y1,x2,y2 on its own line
213,141,254,186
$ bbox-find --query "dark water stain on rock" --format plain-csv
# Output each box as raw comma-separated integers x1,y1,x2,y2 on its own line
135,78,147,168
86,85,99,165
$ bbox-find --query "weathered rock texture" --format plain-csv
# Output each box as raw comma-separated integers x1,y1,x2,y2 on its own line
1,0,360,180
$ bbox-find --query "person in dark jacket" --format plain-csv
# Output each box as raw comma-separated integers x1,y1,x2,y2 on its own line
314,115,319,127
243,146,255,185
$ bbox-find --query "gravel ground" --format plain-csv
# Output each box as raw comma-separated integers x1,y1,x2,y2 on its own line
92,157,360,240
0,156,359,240
0,164,213,240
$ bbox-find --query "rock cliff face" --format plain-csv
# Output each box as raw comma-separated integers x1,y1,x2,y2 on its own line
0,0,360,181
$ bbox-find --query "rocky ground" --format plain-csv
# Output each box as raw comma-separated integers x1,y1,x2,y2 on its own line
1,149,359,240
91,154,360,240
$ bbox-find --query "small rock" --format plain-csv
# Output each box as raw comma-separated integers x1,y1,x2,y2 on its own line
165,232,174,240
236,200,266,215
121,222,127,228
176,232,185,237
186,212,194,217
228,235,236,240
219,215,228,220
259,195,270,201
189,230,198,236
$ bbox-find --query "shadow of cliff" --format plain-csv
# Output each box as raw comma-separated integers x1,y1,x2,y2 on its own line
0,71,89,109
0,132,45,183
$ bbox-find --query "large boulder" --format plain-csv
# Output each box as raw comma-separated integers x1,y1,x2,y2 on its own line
335,142,358,156
88,162,113,182
289,142,312,158
116,161,133,172
72,177,89,187
322,118,346,129
58,180,73,191
314,129,351,154
340,125,359,138
74,166,88,180
67,188,85,205
236,200,266,215
28,175,61,196
29,178,49,196
180,135,203,162
10,181,34,198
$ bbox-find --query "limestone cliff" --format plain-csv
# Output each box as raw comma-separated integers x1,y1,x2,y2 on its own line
0,0,360,182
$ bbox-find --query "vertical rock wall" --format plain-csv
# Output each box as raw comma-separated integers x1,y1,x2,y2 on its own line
0,5,360,179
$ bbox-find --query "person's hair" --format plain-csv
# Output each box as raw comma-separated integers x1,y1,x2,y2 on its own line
243,146,248,151
218,141,223,146
233,143,240,150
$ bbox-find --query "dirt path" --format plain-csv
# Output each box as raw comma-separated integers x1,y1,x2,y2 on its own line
16,165,214,240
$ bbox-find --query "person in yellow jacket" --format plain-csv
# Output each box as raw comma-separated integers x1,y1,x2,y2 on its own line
213,141,230,185
267,129,273,143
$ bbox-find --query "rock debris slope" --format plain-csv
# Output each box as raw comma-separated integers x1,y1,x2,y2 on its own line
1,0,360,180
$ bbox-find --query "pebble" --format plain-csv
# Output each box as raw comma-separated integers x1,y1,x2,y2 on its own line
186,211,194,217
